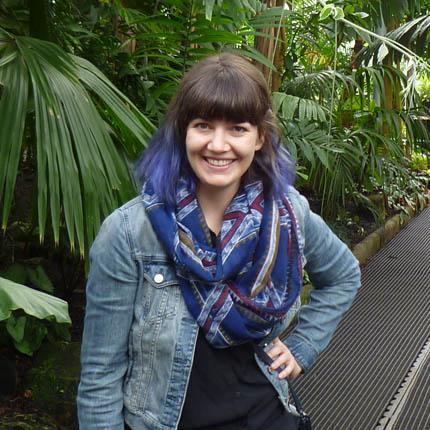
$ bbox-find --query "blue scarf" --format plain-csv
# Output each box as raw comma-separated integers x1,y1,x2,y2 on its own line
141,179,303,348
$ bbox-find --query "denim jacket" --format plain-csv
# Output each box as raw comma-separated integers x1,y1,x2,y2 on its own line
77,187,361,430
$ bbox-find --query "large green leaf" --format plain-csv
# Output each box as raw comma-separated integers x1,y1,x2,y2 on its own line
0,276,71,323
0,32,154,256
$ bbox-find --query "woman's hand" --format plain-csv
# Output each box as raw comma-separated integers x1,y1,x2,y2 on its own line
266,337,302,380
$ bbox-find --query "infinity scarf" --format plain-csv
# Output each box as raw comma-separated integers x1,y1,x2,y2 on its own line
141,179,303,348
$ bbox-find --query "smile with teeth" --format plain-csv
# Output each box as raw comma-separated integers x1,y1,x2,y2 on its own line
205,157,235,167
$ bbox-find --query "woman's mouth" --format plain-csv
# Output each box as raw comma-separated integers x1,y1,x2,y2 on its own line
204,157,235,167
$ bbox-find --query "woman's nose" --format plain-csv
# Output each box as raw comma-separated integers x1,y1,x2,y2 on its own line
207,127,228,152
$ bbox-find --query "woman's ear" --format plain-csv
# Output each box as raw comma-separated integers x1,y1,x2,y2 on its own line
256,132,264,151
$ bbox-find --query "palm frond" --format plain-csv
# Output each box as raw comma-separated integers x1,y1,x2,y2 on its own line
340,16,430,74
273,92,328,122
0,54,28,231
359,14,430,64
280,120,336,171
353,65,415,108
0,32,154,256
284,70,357,101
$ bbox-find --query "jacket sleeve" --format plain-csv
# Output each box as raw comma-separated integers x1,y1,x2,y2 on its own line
284,189,361,372
77,208,138,429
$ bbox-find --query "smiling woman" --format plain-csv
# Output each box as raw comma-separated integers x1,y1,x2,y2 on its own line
135,53,295,210
77,53,361,430
185,118,263,232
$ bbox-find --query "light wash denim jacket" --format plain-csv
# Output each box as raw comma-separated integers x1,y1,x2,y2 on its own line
77,187,361,430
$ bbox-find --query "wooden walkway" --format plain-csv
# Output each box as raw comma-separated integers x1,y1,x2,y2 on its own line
294,206,430,430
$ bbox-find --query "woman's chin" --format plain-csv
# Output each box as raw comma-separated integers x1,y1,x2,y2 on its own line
198,177,240,194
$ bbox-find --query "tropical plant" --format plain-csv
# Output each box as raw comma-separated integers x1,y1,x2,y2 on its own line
265,0,430,216
0,11,154,256
1,0,430,247
0,276,71,355
115,0,287,119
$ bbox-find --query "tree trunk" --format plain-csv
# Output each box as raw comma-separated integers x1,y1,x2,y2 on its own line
382,53,394,137
403,59,413,158
254,0,288,92
350,37,363,70
381,22,398,143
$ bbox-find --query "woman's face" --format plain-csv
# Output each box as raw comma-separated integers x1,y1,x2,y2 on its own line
185,118,263,196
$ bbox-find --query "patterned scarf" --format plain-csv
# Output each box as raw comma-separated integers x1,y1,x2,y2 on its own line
141,179,303,348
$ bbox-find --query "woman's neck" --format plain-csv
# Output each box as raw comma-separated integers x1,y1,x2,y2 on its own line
196,183,239,235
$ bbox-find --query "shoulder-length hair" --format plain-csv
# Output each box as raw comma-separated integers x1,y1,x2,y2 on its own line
135,53,295,207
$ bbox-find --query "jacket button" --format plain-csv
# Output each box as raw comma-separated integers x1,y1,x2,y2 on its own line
154,273,164,284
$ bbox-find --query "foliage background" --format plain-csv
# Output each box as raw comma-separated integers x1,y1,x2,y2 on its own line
0,0,429,336
1,0,429,262
0,0,429,424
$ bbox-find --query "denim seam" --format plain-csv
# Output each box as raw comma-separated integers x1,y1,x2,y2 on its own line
135,287,168,412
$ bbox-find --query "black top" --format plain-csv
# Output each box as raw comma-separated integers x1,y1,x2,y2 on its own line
178,330,298,430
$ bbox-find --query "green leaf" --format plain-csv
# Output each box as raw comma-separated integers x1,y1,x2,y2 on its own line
283,95,299,119
0,55,28,231
344,5,355,15
0,276,71,324
320,5,333,21
0,50,17,68
0,33,155,257
13,317,48,356
204,0,216,21
377,43,389,63
333,7,345,21
227,47,276,71
353,12,369,19
273,92,326,122
6,314,26,343
314,146,330,169
271,92,284,115
74,56,154,146
26,265,54,294
190,31,243,44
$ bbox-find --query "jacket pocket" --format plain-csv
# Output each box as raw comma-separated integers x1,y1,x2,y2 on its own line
139,262,181,324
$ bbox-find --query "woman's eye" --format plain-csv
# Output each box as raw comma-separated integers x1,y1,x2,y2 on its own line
232,125,247,133
195,122,209,130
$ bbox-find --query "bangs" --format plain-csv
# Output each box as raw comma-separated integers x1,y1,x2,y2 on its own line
178,67,269,127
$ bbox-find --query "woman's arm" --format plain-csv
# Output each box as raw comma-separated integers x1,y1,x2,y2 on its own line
283,189,361,372
77,208,138,429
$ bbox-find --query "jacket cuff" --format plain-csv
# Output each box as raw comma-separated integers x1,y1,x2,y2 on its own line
284,334,319,373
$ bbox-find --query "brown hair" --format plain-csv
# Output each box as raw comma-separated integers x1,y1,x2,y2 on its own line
168,53,276,141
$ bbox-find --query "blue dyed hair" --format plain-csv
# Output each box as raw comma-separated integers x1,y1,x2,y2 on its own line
135,53,295,207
